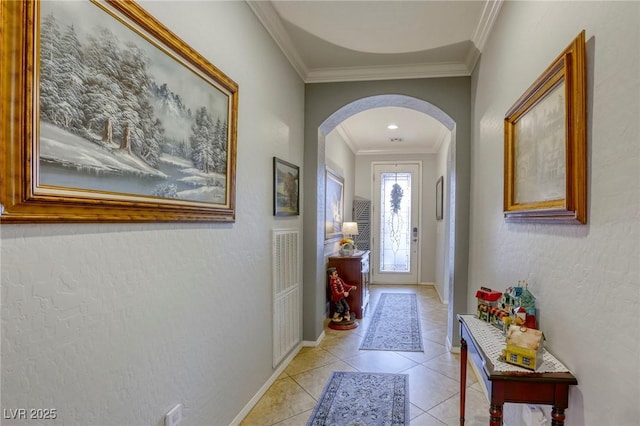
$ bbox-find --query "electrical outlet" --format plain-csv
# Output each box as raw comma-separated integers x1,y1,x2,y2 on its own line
522,404,547,426
165,404,182,426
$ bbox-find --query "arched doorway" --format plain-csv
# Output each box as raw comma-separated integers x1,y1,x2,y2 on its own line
319,94,455,134
322,95,454,289
303,80,471,351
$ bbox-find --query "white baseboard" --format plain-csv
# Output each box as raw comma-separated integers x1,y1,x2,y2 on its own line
229,330,326,425
303,330,325,347
433,284,448,305
467,355,490,402
229,342,303,426
418,282,448,305
447,335,459,353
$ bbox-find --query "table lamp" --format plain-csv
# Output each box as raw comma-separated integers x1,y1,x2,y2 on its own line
341,221,359,249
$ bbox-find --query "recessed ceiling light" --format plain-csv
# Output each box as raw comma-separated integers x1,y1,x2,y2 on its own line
387,124,398,130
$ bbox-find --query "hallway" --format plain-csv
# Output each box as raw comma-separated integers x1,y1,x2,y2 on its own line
240,285,490,425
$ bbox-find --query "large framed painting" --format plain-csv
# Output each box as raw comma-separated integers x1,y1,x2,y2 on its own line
504,31,587,224
325,168,344,241
273,157,299,216
0,0,238,222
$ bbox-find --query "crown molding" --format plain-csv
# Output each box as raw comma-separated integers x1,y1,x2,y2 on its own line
334,124,358,155
465,1,503,73
464,48,481,77
431,124,450,154
335,122,449,156
472,0,504,52
246,0,308,81
356,147,438,156
248,0,502,83
305,61,471,84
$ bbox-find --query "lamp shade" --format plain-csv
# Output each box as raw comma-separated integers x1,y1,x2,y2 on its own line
341,222,359,236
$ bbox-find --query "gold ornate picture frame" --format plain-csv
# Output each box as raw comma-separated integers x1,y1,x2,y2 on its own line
504,31,587,224
1,0,238,223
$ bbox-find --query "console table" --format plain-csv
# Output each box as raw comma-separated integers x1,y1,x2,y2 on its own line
458,315,577,426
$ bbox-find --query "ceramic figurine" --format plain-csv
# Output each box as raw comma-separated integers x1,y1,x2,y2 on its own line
475,287,502,323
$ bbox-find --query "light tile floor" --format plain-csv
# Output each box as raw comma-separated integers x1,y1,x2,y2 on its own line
240,285,490,425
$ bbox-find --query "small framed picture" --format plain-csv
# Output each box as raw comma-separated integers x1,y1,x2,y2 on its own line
273,157,300,216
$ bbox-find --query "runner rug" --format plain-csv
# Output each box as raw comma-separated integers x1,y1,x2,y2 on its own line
360,293,423,351
306,371,409,426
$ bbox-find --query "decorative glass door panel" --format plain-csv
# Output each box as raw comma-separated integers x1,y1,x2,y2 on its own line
380,172,412,272
372,163,420,284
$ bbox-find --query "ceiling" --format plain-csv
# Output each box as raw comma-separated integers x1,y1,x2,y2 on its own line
247,0,503,155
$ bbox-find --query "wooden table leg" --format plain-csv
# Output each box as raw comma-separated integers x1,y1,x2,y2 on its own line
551,407,566,426
460,338,467,425
489,403,503,426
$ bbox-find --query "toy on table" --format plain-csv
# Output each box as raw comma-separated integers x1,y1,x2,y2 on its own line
501,325,545,370
502,281,537,330
477,281,538,333
475,287,502,323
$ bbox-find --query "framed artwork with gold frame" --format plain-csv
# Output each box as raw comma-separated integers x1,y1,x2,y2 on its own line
1,0,238,223
504,31,587,224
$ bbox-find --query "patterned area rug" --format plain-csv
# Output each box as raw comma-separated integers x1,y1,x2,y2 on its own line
307,371,409,426
360,293,423,351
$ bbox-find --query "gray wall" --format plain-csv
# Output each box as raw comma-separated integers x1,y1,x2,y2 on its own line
1,2,304,425
470,1,639,424
303,78,471,344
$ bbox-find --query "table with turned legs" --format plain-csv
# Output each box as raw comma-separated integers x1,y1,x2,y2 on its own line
458,315,578,426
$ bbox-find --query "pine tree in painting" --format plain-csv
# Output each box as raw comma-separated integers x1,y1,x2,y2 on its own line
190,107,215,173
37,6,229,191
56,24,86,131
211,118,227,174
82,27,124,144
39,13,62,124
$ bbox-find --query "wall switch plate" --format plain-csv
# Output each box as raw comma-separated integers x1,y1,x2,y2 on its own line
165,404,182,426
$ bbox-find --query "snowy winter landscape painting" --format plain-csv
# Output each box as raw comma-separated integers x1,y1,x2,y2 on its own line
0,0,238,223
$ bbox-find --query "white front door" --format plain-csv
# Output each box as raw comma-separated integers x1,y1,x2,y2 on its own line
371,162,421,284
